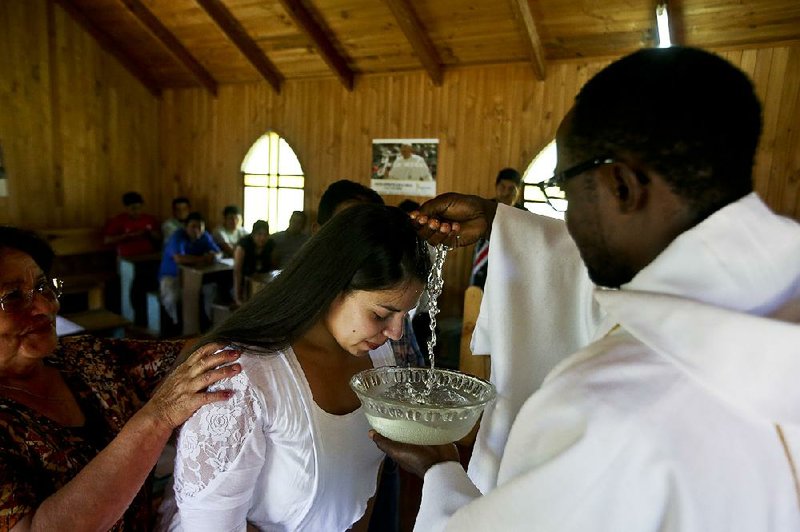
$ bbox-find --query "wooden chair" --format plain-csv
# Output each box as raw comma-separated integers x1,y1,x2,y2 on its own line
459,286,490,380
40,228,130,337
457,286,490,447
42,227,117,311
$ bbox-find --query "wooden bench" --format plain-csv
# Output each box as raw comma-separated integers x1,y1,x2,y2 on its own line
37,228,128,336
40,228,117,312
63,309,131,338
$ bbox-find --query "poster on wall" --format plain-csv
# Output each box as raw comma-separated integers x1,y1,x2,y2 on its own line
371,138,438,197
0,142,7,197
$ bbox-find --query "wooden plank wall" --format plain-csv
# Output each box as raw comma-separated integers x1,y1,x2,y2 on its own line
158,61,610,317
2,0,798,319
722,47,800,216
158,44,800,317
0,0,160,229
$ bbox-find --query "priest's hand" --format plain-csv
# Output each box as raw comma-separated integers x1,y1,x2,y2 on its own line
369,430,460,478
410,193,498,247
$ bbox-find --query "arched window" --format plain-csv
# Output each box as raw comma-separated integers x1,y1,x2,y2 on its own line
241,132,305,233
521,140,566,220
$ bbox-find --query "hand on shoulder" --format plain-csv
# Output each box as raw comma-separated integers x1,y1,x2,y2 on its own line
140,344,242,432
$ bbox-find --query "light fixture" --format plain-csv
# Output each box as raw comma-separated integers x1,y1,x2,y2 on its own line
656,3,672,48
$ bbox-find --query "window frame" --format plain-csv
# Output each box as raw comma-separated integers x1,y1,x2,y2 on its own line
241,131,305,233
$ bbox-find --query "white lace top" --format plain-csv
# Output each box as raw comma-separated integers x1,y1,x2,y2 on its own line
170,343,394,531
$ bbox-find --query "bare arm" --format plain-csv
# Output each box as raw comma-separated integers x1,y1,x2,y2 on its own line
218,241,235,257
173,252,217,267
14,346,241,532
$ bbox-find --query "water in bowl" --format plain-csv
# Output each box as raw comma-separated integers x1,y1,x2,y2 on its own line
365,413,477,445
378,379,474,406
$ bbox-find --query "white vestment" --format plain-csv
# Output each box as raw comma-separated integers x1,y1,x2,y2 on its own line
417,193,800,531
388,154,433,181
468,204,607,492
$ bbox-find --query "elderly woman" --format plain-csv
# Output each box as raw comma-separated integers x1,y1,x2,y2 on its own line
0,226,241,531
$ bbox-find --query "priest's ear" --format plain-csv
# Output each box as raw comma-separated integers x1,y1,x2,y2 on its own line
601,161,650,214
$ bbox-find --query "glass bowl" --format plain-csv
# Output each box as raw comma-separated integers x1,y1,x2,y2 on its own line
350,367,496,445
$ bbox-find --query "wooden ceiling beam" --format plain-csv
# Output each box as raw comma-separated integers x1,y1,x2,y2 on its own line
509,0,546,81
196,0,283,93
52,0,162,97
382,0,443,86
276,0,354,91
118,0,218,95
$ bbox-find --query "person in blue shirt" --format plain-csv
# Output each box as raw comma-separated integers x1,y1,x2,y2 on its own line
159,211,221,326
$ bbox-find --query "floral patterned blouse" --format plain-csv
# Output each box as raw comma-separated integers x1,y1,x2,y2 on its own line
0,335,183,531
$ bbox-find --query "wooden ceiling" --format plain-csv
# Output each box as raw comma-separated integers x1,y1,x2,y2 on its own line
55,0,800,96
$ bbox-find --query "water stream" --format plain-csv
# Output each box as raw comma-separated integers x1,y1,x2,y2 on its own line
382,243,455,406
425,243,449,372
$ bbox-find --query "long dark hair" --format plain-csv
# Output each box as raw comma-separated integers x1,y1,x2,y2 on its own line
201,204,430,352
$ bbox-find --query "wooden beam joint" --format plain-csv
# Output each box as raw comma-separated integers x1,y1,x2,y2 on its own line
276,0,354,90
51,0,162,96
510,0,546,81
196,0,283,93
119,0,218,95
382,0,443,86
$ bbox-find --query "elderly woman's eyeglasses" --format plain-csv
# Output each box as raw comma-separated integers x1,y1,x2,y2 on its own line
0,278,63,313
532,157,615,212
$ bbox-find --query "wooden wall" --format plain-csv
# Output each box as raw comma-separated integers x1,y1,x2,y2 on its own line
0,0,160,229
158,61,607,316
158,44,800,316
2,0,799,319
722,46,800,217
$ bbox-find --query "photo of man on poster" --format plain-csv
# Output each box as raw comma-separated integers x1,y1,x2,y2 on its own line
371,138,438,197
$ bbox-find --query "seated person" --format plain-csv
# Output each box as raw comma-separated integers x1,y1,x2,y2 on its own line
164,204,431,531
104,191,162,326
233,220,274,305
103,191,160,257
161,197,191,246
314,179,384,230
158,212,221,326
212,205,248,258
270,210,309,268
0,226,240,530
470,168,525,289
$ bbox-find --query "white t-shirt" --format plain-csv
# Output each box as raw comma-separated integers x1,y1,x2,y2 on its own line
212,226,248,249
169,343,394,531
